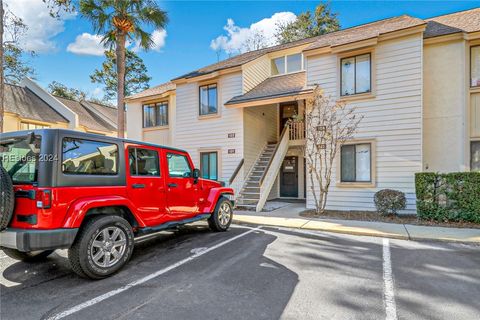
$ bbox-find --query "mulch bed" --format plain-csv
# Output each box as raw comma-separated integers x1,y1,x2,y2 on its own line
299,210,480,229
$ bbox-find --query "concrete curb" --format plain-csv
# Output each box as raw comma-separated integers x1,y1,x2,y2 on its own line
233,215,480,244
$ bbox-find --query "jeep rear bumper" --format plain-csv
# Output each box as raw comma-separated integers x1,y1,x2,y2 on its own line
0,228,78,252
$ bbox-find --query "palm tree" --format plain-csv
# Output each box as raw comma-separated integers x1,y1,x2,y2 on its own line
80,0,168,138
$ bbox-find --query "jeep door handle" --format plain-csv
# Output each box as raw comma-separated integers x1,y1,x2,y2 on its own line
168,183,177,188
132,184,145,189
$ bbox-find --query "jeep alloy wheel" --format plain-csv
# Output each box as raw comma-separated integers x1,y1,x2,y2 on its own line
68,215,134,279
90,226,127,268
208,197,233,232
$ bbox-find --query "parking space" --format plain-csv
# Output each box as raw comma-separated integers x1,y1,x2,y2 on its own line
1,224,479,320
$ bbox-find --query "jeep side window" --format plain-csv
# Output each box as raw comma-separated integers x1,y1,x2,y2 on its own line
62,138,118,175
128,147,160,176
167,153,192,178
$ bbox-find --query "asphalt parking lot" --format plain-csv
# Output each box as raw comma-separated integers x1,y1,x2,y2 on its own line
1,223,479,320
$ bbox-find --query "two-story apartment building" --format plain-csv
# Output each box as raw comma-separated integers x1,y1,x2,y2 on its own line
127,8,480,213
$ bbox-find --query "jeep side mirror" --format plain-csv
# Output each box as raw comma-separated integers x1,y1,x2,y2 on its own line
193,168,200,183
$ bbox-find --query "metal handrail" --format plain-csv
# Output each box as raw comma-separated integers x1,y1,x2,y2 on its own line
228,158,244,185
259,125,289,186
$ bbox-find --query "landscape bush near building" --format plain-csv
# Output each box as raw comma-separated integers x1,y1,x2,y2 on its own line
415,172,480,223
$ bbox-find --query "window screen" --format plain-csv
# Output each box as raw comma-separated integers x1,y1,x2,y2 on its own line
341,143,371,182
200,151,218,180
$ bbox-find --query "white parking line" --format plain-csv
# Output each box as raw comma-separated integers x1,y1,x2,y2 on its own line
383,238,397,320
46,226,262,320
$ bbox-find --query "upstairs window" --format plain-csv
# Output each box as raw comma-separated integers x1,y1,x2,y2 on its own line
471,46,480,87
199,84,217,116
143,102,168,128
341,143,371,182
271,53,303,75
341,53,371,96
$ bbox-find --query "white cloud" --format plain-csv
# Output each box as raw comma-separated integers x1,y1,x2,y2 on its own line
210,12,297,55
67,33,105,56
5,0,75,53
132,29,167,52
92,87,103,98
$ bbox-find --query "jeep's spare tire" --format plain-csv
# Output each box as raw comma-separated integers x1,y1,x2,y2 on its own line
0,165,15,230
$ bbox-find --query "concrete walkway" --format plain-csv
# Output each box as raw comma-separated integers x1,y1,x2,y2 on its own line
234,203,480,244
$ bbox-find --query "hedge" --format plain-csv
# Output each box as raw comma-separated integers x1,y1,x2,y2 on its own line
415,172,480,223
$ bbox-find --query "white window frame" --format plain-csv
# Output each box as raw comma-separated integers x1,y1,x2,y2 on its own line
336,139,376,188
271,53,304,76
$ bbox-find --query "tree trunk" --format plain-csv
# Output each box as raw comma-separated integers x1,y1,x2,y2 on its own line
0,0,4,133
116,32,126,138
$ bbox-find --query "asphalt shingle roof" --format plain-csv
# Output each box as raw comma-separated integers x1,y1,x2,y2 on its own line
126,82,176,100
425,7,480,38
4,84,68,124
226,72,310,105
55,96,116,132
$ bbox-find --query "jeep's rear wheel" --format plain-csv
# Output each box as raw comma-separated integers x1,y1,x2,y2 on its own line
0,165,15,230
68,215,134,279
2,248,54,262
208,197,233,232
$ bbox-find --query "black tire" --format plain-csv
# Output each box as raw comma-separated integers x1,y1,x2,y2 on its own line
0,165,15,230
2,248,54,262
68,215,134,280
208,197,233,232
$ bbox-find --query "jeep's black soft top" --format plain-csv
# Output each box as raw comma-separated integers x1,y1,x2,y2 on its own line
0,129,189,188
0,129,188,154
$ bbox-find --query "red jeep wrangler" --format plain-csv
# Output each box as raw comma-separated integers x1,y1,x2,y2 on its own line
0,129,234,279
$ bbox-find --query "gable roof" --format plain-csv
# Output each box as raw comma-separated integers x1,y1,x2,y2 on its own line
85,101,118,125
425,7,480,38
305,15,425,51
173,15,426,81
4,84,68,124
226,72,310,106
54,96,116,132
126,82,176,100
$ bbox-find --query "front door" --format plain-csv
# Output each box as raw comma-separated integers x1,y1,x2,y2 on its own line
126,145,167,226
164,150,199,219
280,102,298,135
280,156,298,197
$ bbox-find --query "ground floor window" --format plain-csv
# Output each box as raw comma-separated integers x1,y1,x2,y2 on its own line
340,143,371,182
20,122,49,130
472,141,480,171
200,151,218,180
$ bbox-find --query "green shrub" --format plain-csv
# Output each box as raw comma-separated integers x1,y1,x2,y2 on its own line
374,189,407,215
415,172,480,223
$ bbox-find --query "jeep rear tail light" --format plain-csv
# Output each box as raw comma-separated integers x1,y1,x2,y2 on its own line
36,189,52,209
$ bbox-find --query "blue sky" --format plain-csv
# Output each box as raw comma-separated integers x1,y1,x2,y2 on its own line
9,1,479,100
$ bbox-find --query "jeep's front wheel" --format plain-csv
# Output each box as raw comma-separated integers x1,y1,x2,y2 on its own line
68,216,134,279
208,197,233,232
2,248,54,262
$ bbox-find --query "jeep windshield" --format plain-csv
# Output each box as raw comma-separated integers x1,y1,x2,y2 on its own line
0,134,41,184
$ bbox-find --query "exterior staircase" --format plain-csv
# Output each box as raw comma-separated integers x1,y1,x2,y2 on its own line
235,143,277,210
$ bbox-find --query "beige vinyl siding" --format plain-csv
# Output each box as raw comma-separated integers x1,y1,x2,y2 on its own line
243,104,278,173
242,55,270,93
306,33,424,213
423,40,467,171
126,95,176,145
175,72,244,183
